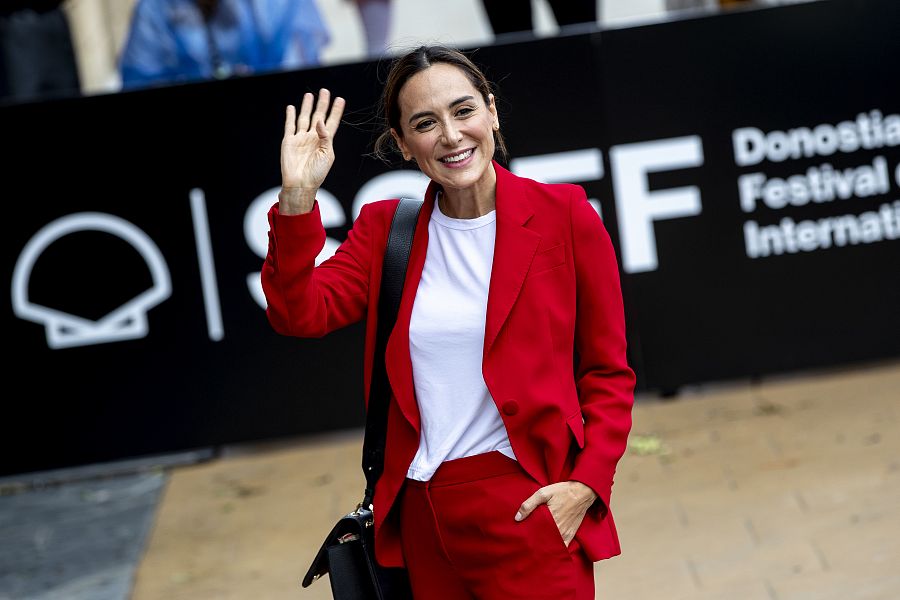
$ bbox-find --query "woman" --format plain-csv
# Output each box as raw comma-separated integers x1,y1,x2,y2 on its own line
262,45,635,599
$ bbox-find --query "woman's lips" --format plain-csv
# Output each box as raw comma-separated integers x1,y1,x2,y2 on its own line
438,148,475,169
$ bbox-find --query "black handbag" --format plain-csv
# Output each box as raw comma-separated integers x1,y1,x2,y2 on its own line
301,198,421,599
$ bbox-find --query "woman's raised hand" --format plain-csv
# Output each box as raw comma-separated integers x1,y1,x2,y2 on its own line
279,88,346,215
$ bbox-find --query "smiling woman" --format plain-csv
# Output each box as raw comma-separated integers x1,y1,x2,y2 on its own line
372,47,507,219
262,44,636,599
389,63,499,218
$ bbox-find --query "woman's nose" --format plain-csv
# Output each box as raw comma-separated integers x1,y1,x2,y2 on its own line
441,122,463,145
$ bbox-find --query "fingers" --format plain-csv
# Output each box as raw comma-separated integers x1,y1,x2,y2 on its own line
284,104,296,137
310,88,330,132
515,488,548,522
297,91,314,132
315,119,328,141
325,96,346,137
290,90,344,138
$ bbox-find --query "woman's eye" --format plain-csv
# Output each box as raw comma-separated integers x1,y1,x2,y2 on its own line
414,119,435,131
456,107,474,117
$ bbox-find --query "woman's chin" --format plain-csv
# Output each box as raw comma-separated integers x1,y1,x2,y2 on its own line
426,158,493,191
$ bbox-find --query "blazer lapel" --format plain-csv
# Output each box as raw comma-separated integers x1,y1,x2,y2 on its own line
384,186,436,434
484,162,540,356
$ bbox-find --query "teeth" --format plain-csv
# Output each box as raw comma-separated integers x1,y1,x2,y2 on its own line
441,149,473,163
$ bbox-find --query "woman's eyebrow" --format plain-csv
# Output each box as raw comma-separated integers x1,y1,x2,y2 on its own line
408,96,476,123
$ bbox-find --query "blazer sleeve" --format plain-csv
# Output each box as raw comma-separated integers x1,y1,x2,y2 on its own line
261,199,376,337
566,186,636,515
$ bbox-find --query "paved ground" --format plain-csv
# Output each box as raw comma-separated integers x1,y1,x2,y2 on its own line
117,357,899,600
0,473,165,600
1,357,897,599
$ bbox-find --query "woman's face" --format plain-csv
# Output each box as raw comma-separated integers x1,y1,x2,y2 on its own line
391,63,499,195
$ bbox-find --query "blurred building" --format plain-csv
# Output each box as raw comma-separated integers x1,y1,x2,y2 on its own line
54,0,820,101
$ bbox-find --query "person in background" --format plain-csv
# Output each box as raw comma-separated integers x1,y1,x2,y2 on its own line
352,0,391,58
1,0,80,103
118,0,329,89
666,0,759,11
480,0,596,36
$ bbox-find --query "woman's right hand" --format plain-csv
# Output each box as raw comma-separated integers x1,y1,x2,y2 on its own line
279,88,346,215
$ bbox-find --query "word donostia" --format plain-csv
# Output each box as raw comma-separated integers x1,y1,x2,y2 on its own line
733,110,900,167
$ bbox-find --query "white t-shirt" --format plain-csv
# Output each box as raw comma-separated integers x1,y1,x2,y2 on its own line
406,197,517,481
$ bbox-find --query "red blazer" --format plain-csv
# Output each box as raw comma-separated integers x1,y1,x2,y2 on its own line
262,161,635,567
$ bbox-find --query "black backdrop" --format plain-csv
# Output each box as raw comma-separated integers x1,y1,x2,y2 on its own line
3,0,898,474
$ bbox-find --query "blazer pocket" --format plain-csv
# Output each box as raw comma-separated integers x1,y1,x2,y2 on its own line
566,410,585,449
529,242,565,276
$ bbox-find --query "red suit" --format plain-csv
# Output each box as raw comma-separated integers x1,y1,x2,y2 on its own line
262,161,635,572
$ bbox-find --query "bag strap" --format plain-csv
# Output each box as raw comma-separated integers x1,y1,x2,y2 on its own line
361,198,423,508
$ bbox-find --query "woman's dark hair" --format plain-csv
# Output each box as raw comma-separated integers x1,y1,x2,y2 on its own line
373,45,508,163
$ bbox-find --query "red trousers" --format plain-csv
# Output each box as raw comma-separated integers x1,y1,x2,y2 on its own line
398,451,595,599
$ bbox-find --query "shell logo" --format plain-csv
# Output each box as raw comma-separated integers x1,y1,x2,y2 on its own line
12,212,172,349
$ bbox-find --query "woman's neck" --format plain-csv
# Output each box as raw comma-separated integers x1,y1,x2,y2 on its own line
438,169,497,219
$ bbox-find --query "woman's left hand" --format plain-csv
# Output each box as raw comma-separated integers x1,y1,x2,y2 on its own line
515,481,598,546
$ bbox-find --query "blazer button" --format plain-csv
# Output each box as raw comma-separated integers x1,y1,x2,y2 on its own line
501,400,519,416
